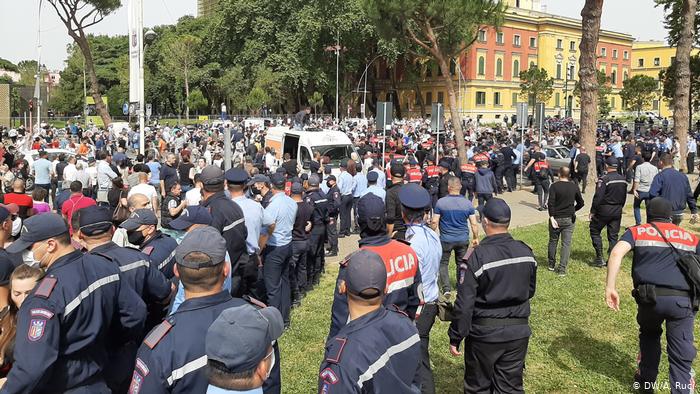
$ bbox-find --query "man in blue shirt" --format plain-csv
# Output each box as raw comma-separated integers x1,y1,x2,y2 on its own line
146,155,161,188
432,176,479,294
32,150,52,200
352,162,367,233
261,173,297,328
649,153,698,225
361,171,386,202
337,160,354,237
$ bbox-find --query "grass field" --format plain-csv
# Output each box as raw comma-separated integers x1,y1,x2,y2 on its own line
279,220,700,393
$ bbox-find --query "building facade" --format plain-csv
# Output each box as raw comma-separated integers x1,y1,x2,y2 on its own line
374,0,634,122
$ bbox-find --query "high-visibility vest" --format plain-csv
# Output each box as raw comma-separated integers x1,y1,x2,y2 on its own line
407,167,422,183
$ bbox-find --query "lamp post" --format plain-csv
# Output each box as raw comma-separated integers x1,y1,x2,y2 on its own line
565,55,576,118
355,54,383,119
139,29,157,155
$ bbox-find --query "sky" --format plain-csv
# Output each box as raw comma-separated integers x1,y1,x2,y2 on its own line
0,0,669,71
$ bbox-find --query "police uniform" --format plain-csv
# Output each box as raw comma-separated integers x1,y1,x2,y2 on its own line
329,194,424,339
2,214,147,394
305,177,329,287
448,199,537,393
460,161,477,200
325,175,341,256
141,231,179,279
422,158,440,208
386,165,407,239
319,250,421,394
615,200,698,392
129,228,281,394
407,161,423,184
532,154,552,210
590,157,628,266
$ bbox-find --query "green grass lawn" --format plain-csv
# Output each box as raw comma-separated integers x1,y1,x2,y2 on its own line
279,221,700,393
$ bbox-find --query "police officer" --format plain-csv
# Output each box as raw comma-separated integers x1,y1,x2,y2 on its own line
78,205,173,392
120,208,179,279
448,198,537,393
325,175,341,257
290,182,313,307
319,249,421,393
305,175,329,288
226,168,265,298
200,165,248,274
386,163,407,239
329,193,423,338
437,160,451,199
129,227,281,394
606,197,698,393
589,156,628,267
407,158,423,184
320,166,332,194
2,213,146,393
423,155,440,207
459,159,477,201
399,184,442,394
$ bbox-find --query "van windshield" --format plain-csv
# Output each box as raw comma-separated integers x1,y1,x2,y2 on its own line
314,145,354,165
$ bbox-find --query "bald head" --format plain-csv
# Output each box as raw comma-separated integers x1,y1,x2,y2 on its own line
558,166,570,179
128,193,150,211
447,176,462,194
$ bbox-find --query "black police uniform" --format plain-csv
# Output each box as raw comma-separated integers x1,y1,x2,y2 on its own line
328,235,423,339
1,251,147,394
589,169,627,265
305,187,329,287
130,292,281,394
325,183,341,255
141,231,179,279
319,306,421,393
385,182,406,239
448,233,537,393
619,222,698,392
201,191,248,271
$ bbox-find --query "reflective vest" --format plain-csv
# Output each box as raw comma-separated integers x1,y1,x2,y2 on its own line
460,163,477,175
407,167,422,183
424,166,440,179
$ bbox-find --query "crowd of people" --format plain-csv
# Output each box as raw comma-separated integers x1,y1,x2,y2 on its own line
0,112,695,393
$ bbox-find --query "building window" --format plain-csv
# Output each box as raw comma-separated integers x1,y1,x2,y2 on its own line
653,99,659,110
624,71,629,80
601,47,607,57
556,64,562,79
611,96,616,109
568,65,575,79
513,59,520,77
556,39,563,49
476,91,486,105
496,59,503,76
478,30,486,42
570,40,576,51
638,59,644,67
611,70,617,85
624,50,629,60
654,57,660,66
497,32,504,45
512,92,518,106
426,92,432,105
555,92,560,107
437,91,444,103
478,56,485,75
529,37,536,48
494,92,501,105
612,49,618,59
514,35,521,47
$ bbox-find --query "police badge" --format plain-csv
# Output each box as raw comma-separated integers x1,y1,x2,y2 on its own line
28,319,46,341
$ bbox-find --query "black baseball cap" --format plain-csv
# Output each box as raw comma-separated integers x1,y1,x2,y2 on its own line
120,209,158,231
7,213,69,253
270,173,286,188
290,182,304,195
175,226,227,268
390,164,405,178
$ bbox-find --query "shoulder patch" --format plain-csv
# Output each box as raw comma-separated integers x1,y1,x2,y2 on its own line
243,295,267,309
28,319,47,341
320,367,339,384
142,246,155,256
325,337,347,364
91,251,113,262
143,320,173,349
34,277,57,298
128,371,144,394
30,308,54,319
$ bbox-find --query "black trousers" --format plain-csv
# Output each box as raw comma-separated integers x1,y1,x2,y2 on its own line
339,195,353,234
576,170,589,193
464,337,529,393
289,240,309,297
326,217,338,251
687,152,696,174
415,303,438,394
505,165,517,192
589,214,621,261
494,166,506,192
231,252,260,299
262,244,292,325
306,227,326,287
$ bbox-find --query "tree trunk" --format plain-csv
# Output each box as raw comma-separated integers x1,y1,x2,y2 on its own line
184,70,190,121
673,0,696,172
414,82,426,117
436,55,467,166
74,33,111,127
579,0,604,186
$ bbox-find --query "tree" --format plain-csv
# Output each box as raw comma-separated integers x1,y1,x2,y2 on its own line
518,67,554,116
187,89,208,115
309,91,324,115
218,66,249,114
246,87,270,115
47,0,120,127
162,34,201,120
362,0,506,165
573,70,613,119
619,75,658,116
657,0,698,172
660,55,700,110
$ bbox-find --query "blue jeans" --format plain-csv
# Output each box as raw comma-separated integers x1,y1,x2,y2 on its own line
634,191,651,225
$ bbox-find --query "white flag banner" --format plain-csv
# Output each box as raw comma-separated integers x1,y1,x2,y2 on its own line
128,0,142,103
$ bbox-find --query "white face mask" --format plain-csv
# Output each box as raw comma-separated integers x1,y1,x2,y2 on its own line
265,346,276,380
11,217,21,237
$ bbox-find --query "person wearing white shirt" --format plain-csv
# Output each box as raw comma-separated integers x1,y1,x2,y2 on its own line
63,156,78,182
128,172,159,210
687,137,698,174
186,175,203,206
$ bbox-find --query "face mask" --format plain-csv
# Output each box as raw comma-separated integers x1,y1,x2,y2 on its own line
127,230,146,245
251,186,261,195
11,217,21,237
265,346,276,380
32,242,49,267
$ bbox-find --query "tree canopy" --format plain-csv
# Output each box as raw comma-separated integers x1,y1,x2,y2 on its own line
619,74,659,116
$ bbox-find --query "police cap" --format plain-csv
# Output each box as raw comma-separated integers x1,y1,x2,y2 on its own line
308,175,321,187
366,171,378,183
290,182,304,195
200,165,225,185
270,173,286,188
7,213,68,253
120,209,158,231
345,249,387,298
78,205,113,236
398,183,431,209
326,175,337,182
390,164,405,178
438,160,451,169
224,168,249,184
604,156,618,167
247,174,270,187
169,205,213,231
175,226,226,268
482,198,511,224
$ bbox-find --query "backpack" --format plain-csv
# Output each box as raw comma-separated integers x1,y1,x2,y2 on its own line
651,223,700,311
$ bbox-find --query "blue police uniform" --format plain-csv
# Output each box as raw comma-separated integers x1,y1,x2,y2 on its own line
1,250,147,394
141,231,179,279
201,191,249,274
319,306,421,393
232,195,265,297
448,199,537,393
619,221,698,392
305,186,329,287
130,292,281,394
325,181,342,255
590,163,628,266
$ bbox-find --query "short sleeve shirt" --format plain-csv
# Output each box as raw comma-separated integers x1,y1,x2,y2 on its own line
434,195,475,243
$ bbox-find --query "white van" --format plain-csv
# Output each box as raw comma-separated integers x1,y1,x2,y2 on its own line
265,127,356,176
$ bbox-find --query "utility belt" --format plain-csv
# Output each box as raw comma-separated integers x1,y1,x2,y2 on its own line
473,317,528,326
632,284,690,305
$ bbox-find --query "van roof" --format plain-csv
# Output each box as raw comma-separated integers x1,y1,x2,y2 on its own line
266,127,352,147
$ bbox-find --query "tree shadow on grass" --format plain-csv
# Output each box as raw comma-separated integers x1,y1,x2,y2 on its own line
547,327,635,388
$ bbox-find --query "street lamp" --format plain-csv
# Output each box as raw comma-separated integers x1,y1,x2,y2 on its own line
138,29,157,155
555,53,576,118
355,54,382,119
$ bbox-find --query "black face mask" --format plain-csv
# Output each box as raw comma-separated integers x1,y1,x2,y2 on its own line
251,186,261,195
326,181,334,188
127,230,146,245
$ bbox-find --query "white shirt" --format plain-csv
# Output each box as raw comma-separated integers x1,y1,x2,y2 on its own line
86,165,98,185
96,161,117,189
63,163,78,182
185,187,201,206
128,183,158,201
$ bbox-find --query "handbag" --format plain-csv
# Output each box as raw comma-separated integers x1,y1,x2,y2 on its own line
112,190,130,223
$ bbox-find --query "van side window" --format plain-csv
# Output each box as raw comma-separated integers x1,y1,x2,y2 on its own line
301,147,312,166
